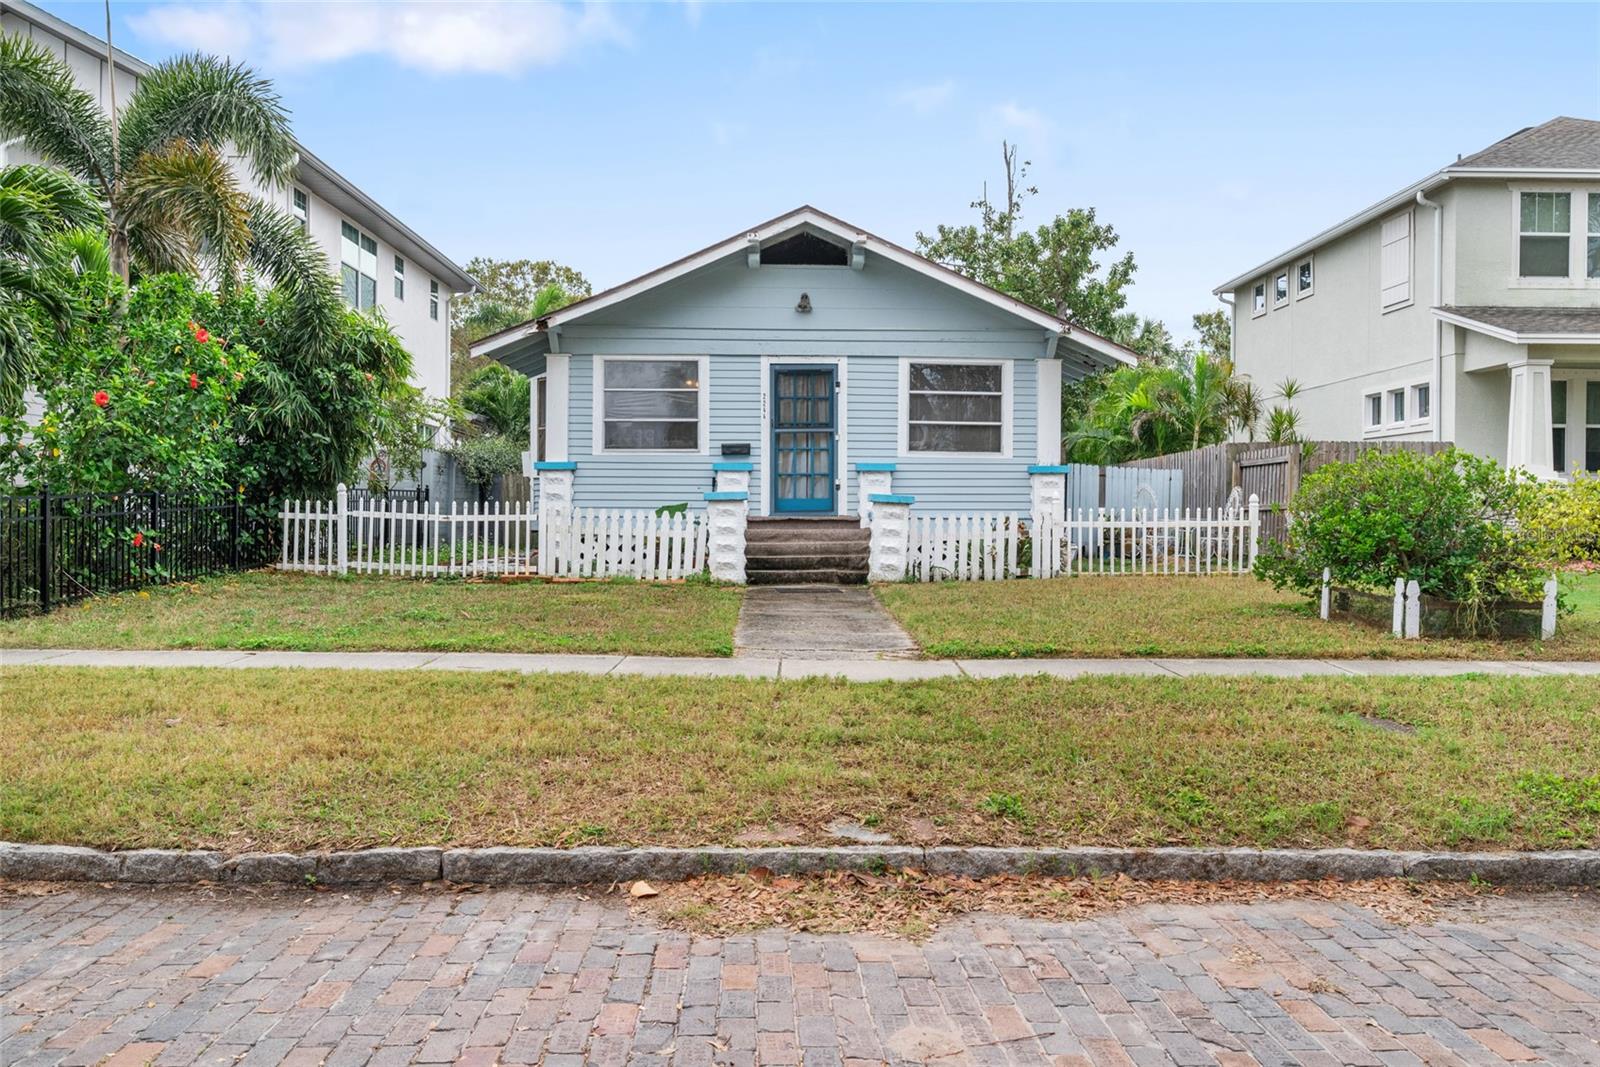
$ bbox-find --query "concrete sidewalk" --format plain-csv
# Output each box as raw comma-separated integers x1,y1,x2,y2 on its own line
4,647,1598,680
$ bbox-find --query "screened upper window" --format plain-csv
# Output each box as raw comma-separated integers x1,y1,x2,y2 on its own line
1296,258,1313,297
1251,282,1266,316
907,363,1003,453
601,359,701,451
340,222,378,310
1273,271,1289,306
393,255,405,300
1520,192,1571,277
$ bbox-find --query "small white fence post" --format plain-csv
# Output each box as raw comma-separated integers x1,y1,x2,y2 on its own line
704,491,748,584
335,483,349,576
868,494,914,581
1246,493,1260,569
1320,566,1331,620
534,462,576,576
1029,465,1068,579
856,463,896,528
1541,577,1558,640
1404,579,1421,639
1392,578,1405,637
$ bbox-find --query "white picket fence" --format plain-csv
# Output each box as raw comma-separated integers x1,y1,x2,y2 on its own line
541,507,707,580
907,513,1023,581
1033,499,1260,578
278,494,538,577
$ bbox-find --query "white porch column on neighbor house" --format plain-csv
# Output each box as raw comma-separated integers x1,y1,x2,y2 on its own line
535,461,576,576
712,461,752,495
855,463,895,527
1505,357,1556,475
703,491,749,583
867,493,914,581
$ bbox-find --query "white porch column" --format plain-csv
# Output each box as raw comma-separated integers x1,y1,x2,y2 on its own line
544,355,571,462
1029,465,1069,579
535,461,576,576
855,463,895,527
703,491,748,584
867,493,914,582
1505,358,1555,475
712,461,752,495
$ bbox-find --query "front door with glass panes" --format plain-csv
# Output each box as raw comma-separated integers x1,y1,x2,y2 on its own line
771,367,836,513
1552,378,1600,476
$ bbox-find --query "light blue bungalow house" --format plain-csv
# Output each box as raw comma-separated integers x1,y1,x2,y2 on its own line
470,207,1136,579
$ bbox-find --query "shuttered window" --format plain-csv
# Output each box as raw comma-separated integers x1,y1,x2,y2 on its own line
1379,211,1412,309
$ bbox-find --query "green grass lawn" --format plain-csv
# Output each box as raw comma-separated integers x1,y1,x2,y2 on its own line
4,666,1596,853
0,571,743,656
877,572,1600,660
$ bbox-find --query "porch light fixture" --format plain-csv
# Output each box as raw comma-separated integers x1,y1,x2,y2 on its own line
795,292,812,313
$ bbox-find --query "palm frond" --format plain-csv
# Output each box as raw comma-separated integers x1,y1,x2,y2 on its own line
0,164,104,257
0,34,115,192
119,141,252,282
118,52,296,190
244,199,342,356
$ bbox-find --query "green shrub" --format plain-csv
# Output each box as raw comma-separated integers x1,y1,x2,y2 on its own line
1254,448,1552,612
1520,473,1600,564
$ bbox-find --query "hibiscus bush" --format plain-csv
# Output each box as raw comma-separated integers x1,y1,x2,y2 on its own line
1253,448,1555,612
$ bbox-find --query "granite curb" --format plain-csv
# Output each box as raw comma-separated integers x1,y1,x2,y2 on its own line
3,842,1595,887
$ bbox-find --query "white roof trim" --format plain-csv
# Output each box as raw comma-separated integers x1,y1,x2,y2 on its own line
1434,309,1600,346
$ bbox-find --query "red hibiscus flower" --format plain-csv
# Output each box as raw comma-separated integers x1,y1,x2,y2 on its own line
93,390,110,408
132,532,144,548
193,326,210,344
189,372,200,390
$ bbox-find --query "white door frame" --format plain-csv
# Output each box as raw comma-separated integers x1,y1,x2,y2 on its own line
758,355,849,517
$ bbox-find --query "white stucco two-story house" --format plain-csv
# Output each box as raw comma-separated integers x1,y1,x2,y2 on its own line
1,0,476,493
1216,117,1600,479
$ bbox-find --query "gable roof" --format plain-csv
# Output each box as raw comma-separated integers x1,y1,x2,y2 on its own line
1213,116,1600,295
471,206,1137,368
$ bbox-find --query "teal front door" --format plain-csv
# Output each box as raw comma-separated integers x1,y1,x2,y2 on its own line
772,366,836,513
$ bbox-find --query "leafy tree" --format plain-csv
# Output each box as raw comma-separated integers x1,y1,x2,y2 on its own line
450,256,591,385
915,142,1135,337
1192,309,1231,362
446,433,523,503
1064,353,1254,463
0,164,105,409
1262,379,1302,444
458,362,530,440
0,33,296,285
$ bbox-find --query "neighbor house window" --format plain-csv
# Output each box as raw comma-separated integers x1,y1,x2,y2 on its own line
905,361,1006,454
291,187,309,233
533,374,548,462
1589,194,1600,279
599,358,703,451
429,280,439,320
340,221,378,310
1251,281,1266,317
1379,210,1412,309
393,256,405,300
1365,393,1382,428
1296,257,1314,298
1552,379,1567,472
1389,388,1405,423
1519,191,1571,277
1273,271,1289,307
1588,381,1600,473
1413,383,1430,421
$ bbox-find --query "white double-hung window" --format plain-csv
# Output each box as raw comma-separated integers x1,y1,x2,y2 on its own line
900,359,1011,455
1519,192,1571,277
340,221,378,310
597,357,706,452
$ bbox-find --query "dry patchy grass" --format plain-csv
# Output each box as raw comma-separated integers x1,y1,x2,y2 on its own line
3,667,1596,854
876,573,1600,660
0,570,742,656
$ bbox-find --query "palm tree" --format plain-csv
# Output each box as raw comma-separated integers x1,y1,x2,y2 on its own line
0,33,295,285
0,164,105,408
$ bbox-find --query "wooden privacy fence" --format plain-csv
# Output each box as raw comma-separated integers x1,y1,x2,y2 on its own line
541,507,707,580
1033,497,1260,578
1123,440,1453,541
907,513,1023,581
279,489,537,577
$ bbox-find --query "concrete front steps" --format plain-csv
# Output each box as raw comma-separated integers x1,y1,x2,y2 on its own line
745,517,869,585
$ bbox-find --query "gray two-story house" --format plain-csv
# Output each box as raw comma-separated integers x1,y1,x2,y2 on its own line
1216,117,1599,479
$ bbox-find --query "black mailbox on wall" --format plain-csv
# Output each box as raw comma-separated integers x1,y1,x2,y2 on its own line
721,443,751,457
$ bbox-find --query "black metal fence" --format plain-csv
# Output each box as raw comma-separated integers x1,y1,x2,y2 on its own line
1,490,275,617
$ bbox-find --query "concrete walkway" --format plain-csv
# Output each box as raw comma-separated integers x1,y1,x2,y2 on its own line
733,585,920,660
4,647,1598,680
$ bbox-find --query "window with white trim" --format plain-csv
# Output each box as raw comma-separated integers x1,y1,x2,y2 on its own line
1379,210,1412,309
291,187,309,233
1412,382,1430,421
1552,378,1568,472
1365,393,1382,428
1519,191,1571,278
1295,257,1313,298
393,256,405,300
533,373,548,463
1273,271,1289,307
599,358,702,451
1251,281,1266,317
340,221,377,310
1588,193,1600,279
1587,381,1600,473
1389,388,1405,423
429,280,439,321
906,362,1004,453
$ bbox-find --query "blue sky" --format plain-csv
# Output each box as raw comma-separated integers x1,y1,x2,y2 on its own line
38,1,1600,341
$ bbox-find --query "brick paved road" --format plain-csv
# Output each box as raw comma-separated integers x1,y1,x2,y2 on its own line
3,885,1598,1066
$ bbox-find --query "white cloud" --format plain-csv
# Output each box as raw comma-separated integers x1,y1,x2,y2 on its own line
127,1,626,75
991,101,1052,140
893,79,955,115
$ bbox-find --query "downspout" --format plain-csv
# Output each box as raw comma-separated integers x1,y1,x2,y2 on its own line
1416,189,1443,441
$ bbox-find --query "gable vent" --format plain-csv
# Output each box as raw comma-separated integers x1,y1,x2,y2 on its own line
760,232,849,266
